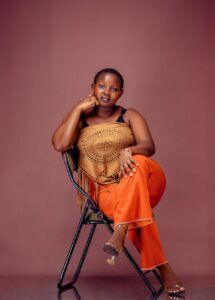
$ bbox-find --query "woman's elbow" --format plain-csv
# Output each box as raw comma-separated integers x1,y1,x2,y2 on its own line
148,141,156,156
149,147,155,156
51,137,68,152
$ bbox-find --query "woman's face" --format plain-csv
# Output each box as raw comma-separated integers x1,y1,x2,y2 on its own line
92,73,123,107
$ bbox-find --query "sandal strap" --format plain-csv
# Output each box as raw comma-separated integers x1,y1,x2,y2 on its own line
166,283,185,295
105,242,121,254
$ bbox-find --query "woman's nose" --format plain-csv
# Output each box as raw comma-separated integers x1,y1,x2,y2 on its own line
104,88,110,96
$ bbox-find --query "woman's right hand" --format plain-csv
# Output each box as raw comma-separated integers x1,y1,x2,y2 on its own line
75,93,99,114
118,149,139,178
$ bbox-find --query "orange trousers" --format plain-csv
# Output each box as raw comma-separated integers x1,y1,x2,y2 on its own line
97,155,168,270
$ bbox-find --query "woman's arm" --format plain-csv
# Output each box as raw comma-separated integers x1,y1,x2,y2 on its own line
127,108,155,156
51,94,98,152
118,108,155,178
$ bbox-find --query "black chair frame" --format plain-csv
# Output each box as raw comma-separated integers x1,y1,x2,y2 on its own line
57,149,164,296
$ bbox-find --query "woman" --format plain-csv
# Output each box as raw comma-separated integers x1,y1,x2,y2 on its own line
52,68,185,295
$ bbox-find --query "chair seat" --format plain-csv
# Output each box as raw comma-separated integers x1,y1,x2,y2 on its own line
84,211,113,224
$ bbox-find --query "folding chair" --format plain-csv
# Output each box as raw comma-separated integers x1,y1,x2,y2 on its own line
57,148,164,296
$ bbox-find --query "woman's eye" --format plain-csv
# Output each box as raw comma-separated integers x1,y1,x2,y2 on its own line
98,84,105,89
111,87,118,92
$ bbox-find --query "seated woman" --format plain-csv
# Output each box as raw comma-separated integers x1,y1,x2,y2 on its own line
52,68,185,296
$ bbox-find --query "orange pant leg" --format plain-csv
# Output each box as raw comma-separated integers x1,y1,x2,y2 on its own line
98,155,168,269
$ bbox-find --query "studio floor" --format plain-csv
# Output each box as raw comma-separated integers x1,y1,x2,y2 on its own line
0,276,214,300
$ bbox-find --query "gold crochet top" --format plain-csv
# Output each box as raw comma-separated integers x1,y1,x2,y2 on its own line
75,122,135,208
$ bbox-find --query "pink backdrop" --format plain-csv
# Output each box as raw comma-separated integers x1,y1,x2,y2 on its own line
0,0,214,277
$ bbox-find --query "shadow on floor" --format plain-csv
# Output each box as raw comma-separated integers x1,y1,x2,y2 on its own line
0,276,214,300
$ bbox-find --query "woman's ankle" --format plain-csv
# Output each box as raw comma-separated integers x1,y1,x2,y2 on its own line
108,223,128,249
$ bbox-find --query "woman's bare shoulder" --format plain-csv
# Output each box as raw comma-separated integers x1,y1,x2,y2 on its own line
126,107,138,113
125,108,146,121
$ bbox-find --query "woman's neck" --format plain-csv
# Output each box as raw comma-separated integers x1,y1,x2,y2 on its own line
95,105,118,118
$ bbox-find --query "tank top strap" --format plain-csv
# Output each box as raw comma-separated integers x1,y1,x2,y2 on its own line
116,107,127,123
81,116,89,128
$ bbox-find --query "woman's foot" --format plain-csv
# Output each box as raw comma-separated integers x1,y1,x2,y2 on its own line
103,223,127,265
157,263,185,295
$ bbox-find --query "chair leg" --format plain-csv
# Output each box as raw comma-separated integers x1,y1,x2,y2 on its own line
57,201,96,290
123,248,164,296
72,224,97,284
102,219,164,296
57,205,87,290
58,223,97,291
58,285,81,300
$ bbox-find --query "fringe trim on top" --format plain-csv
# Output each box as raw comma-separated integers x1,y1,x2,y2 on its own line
77,168,98,211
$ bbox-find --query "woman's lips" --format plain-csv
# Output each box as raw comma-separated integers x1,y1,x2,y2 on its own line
100,97,111,102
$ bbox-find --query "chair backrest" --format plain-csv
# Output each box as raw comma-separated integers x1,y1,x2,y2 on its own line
62,148,113,221
63,148,78,173
62,148,95,205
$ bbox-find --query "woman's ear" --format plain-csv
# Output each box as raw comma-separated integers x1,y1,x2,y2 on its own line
91,83,95,91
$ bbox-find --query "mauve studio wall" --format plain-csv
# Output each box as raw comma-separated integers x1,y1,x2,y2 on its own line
0,0,214,277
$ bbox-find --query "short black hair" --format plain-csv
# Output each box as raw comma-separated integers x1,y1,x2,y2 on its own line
93,68,124,90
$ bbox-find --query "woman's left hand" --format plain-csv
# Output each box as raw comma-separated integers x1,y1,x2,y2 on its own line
118,149,139,178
